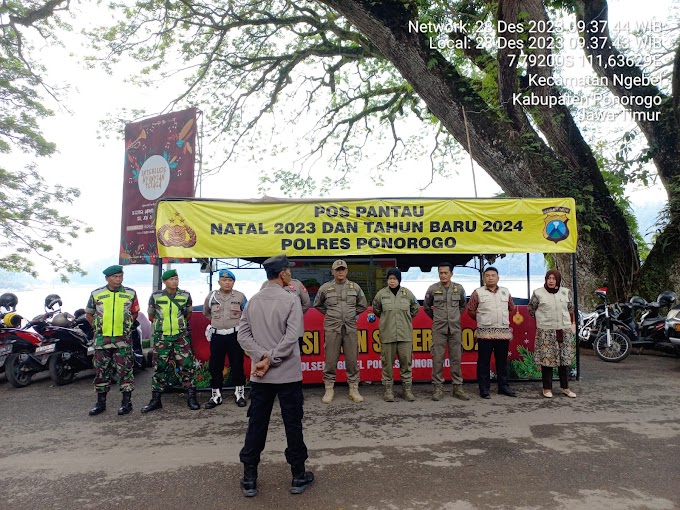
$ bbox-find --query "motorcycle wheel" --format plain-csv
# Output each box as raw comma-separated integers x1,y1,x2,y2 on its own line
48,353,75,386
5,353,34,388
594,331,633,362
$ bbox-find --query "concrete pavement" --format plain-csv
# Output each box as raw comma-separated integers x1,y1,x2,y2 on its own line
0,352,679,509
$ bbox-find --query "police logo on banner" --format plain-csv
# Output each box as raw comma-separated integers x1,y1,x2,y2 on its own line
157,212,197,248
542,206,571,244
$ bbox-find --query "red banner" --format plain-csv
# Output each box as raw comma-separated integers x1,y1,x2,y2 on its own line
120,108,197,265
189,306,538,384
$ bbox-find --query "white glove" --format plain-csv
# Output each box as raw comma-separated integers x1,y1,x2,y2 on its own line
205,325,213,342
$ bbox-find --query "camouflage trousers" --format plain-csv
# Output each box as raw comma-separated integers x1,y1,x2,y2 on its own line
151,333,194,392
94,345,134,393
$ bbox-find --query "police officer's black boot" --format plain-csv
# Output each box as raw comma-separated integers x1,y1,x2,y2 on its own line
89,392,107,416
118,391,133,415
289,464,315,495
186,387,200,410
240,464,258,497
141,391,162,413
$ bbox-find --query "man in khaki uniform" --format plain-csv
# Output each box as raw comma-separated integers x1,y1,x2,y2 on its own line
424,262,469,401
313,259,368,403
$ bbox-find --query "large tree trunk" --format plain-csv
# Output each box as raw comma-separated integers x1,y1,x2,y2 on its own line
576,0,680,297
321,0,638,300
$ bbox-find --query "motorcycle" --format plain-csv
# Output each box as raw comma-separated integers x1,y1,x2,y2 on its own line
131,319,146,372
622,292,680,356
665,303,680,353
37,310,95,386
578,288,633,362
3,294,69,387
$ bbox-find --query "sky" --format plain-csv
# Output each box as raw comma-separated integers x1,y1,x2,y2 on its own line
4,0,675,293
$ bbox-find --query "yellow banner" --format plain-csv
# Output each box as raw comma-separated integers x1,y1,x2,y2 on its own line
155,198,578,258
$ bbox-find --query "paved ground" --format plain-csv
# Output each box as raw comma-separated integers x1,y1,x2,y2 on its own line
1,351,679,510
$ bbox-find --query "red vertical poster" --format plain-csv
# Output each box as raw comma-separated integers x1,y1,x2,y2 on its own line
120,108,197,265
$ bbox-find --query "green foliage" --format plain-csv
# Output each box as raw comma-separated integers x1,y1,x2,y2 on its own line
0,165,92,281
0,0,90,281
509,346,542,379
593,141,650,260
509,345,577,380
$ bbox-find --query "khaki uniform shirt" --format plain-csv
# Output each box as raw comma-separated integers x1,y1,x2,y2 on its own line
424,282,466,333
203,289,247,330
372,286,420,343
313,280,368,330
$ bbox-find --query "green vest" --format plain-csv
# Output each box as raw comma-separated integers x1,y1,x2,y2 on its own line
150,289,191,336
89,286,137,337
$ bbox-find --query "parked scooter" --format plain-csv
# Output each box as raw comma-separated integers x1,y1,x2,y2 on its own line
3,294,73,387
0,293,33,377
665,303,680,353
622,291,680,355
37,309,95,385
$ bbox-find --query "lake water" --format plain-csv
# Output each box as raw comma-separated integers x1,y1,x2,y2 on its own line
5,275,546,321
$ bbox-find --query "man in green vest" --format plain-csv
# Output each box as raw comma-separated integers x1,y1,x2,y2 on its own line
85,265,140,416
142,269,199,412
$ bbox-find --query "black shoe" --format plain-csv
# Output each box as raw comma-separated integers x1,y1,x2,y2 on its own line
118,391,133,415
236,397,247,407
480,392,491,399
241,464,258,497
498,387,517,397
141,391,162,413
290,471,314,494
89,393,107,416
205,390,223,409
186,388,200,410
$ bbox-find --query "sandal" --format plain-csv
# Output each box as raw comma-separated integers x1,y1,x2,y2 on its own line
542,390,553,398
562,389,577,398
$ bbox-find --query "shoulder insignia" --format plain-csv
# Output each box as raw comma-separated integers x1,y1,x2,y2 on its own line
349,282,354,289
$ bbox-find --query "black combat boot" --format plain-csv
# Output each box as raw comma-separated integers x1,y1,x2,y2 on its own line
186,387,200,410
89,392,107,416
118,391,133,415
240,464,258,497
141,391,162,413
289,464,315,495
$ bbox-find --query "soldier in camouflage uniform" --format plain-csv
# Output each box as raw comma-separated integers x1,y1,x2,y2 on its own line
142,269,199,412
85,265,140,416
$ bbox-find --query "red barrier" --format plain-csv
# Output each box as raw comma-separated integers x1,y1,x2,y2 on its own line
190,305,537,383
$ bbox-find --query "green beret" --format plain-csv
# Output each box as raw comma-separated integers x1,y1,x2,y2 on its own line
162,269,178,281
103,265,123,277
